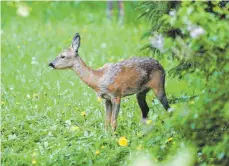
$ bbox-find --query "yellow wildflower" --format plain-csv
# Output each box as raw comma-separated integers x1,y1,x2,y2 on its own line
146,119,152,125
81,111,86,117
95,150,100,155
32,159,36,164
71,125,79,131
97,97,102,102
101,145,105,149
168,137,173,142
118,136,128,147
18,45,20,49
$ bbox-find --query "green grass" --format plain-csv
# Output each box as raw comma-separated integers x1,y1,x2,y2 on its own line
1,2,201,165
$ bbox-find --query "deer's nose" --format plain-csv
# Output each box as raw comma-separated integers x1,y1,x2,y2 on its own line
49,63,55,68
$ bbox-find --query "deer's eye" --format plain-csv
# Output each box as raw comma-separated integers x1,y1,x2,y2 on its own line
60,55,66,59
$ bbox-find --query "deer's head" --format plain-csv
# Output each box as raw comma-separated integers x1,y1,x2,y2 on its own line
49,33,80,69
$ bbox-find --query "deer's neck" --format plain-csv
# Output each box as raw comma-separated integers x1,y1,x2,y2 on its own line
72,56,101,91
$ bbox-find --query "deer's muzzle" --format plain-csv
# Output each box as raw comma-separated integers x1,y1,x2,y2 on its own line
49,63,55,68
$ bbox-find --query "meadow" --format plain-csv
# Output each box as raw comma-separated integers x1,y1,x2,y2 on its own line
1,1,228,166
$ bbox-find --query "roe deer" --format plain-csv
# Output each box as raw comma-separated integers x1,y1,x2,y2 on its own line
49,33,170,131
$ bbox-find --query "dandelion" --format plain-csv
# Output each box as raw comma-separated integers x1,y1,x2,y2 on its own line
32,159,36,164
97,97,102,103
71,125,79,131
101,145,105,149
168,137,173,142
118,136,128,147
95,150,100,155
146,119,152,125
81,111,86,117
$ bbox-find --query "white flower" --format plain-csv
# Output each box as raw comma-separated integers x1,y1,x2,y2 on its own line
190,26,205,38
150,33,164,51
169,10,176,17
186,21,205,38
31,57,38,65
101,43,107,49
17,5,30,17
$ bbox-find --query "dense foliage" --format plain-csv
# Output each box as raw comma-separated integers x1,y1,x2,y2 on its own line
139,1,229,165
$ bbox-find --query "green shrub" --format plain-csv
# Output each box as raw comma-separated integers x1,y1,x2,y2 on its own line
140,1,229,165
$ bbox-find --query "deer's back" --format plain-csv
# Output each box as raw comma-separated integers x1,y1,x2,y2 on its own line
98,57,164,98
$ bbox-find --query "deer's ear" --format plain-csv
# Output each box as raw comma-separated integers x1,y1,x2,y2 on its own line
71,33,80,52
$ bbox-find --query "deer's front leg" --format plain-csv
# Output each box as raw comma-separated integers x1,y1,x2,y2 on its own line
105,100,112,130
111,97,121,132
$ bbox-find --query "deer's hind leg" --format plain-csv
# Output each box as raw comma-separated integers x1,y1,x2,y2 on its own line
136,89,150,123
153,86,170,110
147,71,170,111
